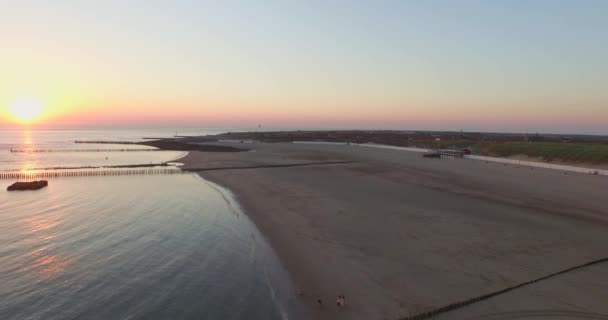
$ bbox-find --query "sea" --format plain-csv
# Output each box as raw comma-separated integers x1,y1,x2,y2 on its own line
0,128,301,320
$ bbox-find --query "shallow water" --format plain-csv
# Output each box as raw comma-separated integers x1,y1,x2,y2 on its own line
0,129,301,320
0,175,299,320
0,129,194,171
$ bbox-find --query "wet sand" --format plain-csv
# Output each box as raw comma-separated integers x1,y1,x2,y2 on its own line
141,139,245,152
182,142,608,320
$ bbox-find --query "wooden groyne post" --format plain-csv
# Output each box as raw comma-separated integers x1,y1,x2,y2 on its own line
10,148,161,153
0,168,183,180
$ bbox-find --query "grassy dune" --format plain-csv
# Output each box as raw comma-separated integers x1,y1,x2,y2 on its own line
214,131,608,164
478,142,608,163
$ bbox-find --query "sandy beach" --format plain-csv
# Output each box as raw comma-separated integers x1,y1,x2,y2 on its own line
182,142,608,320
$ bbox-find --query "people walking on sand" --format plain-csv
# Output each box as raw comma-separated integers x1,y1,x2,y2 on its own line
336,295,346,307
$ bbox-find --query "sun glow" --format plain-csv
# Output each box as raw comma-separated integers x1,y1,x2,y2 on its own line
8,97,45,123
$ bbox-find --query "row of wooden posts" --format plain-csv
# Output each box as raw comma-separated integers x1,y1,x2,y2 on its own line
0,168,183,180
74,140,141,144
10,148,161,153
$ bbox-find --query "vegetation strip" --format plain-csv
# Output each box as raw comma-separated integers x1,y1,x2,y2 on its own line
478,142,608,163
400,257,608,320
212,131,608,165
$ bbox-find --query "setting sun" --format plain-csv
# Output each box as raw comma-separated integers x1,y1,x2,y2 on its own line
8,97,44,123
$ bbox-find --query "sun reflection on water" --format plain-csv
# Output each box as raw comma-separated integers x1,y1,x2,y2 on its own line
23,130,33,146
17,130,39,173
26,218,59,233
22,215,70,280
33,255,70,280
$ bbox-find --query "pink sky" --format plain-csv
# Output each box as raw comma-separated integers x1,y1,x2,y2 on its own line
1,1,606,134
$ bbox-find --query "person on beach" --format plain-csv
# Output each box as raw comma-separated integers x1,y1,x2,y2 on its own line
336,295,346,307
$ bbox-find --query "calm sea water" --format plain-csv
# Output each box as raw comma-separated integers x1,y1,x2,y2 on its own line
0,128,301,320
0,128,239,171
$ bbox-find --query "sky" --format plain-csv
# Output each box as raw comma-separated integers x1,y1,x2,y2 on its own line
0,0,606,133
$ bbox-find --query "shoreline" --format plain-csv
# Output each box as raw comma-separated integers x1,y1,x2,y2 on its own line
182,142,608,320
192,175,306,320
71,138,247,152
193,171,329,320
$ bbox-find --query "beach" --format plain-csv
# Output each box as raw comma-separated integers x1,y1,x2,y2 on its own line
182,142,608,320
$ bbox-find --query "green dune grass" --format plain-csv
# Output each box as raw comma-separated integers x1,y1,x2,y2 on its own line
478,142,608,163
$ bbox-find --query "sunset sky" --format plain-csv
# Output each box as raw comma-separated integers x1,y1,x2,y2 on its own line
0,1,606,133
